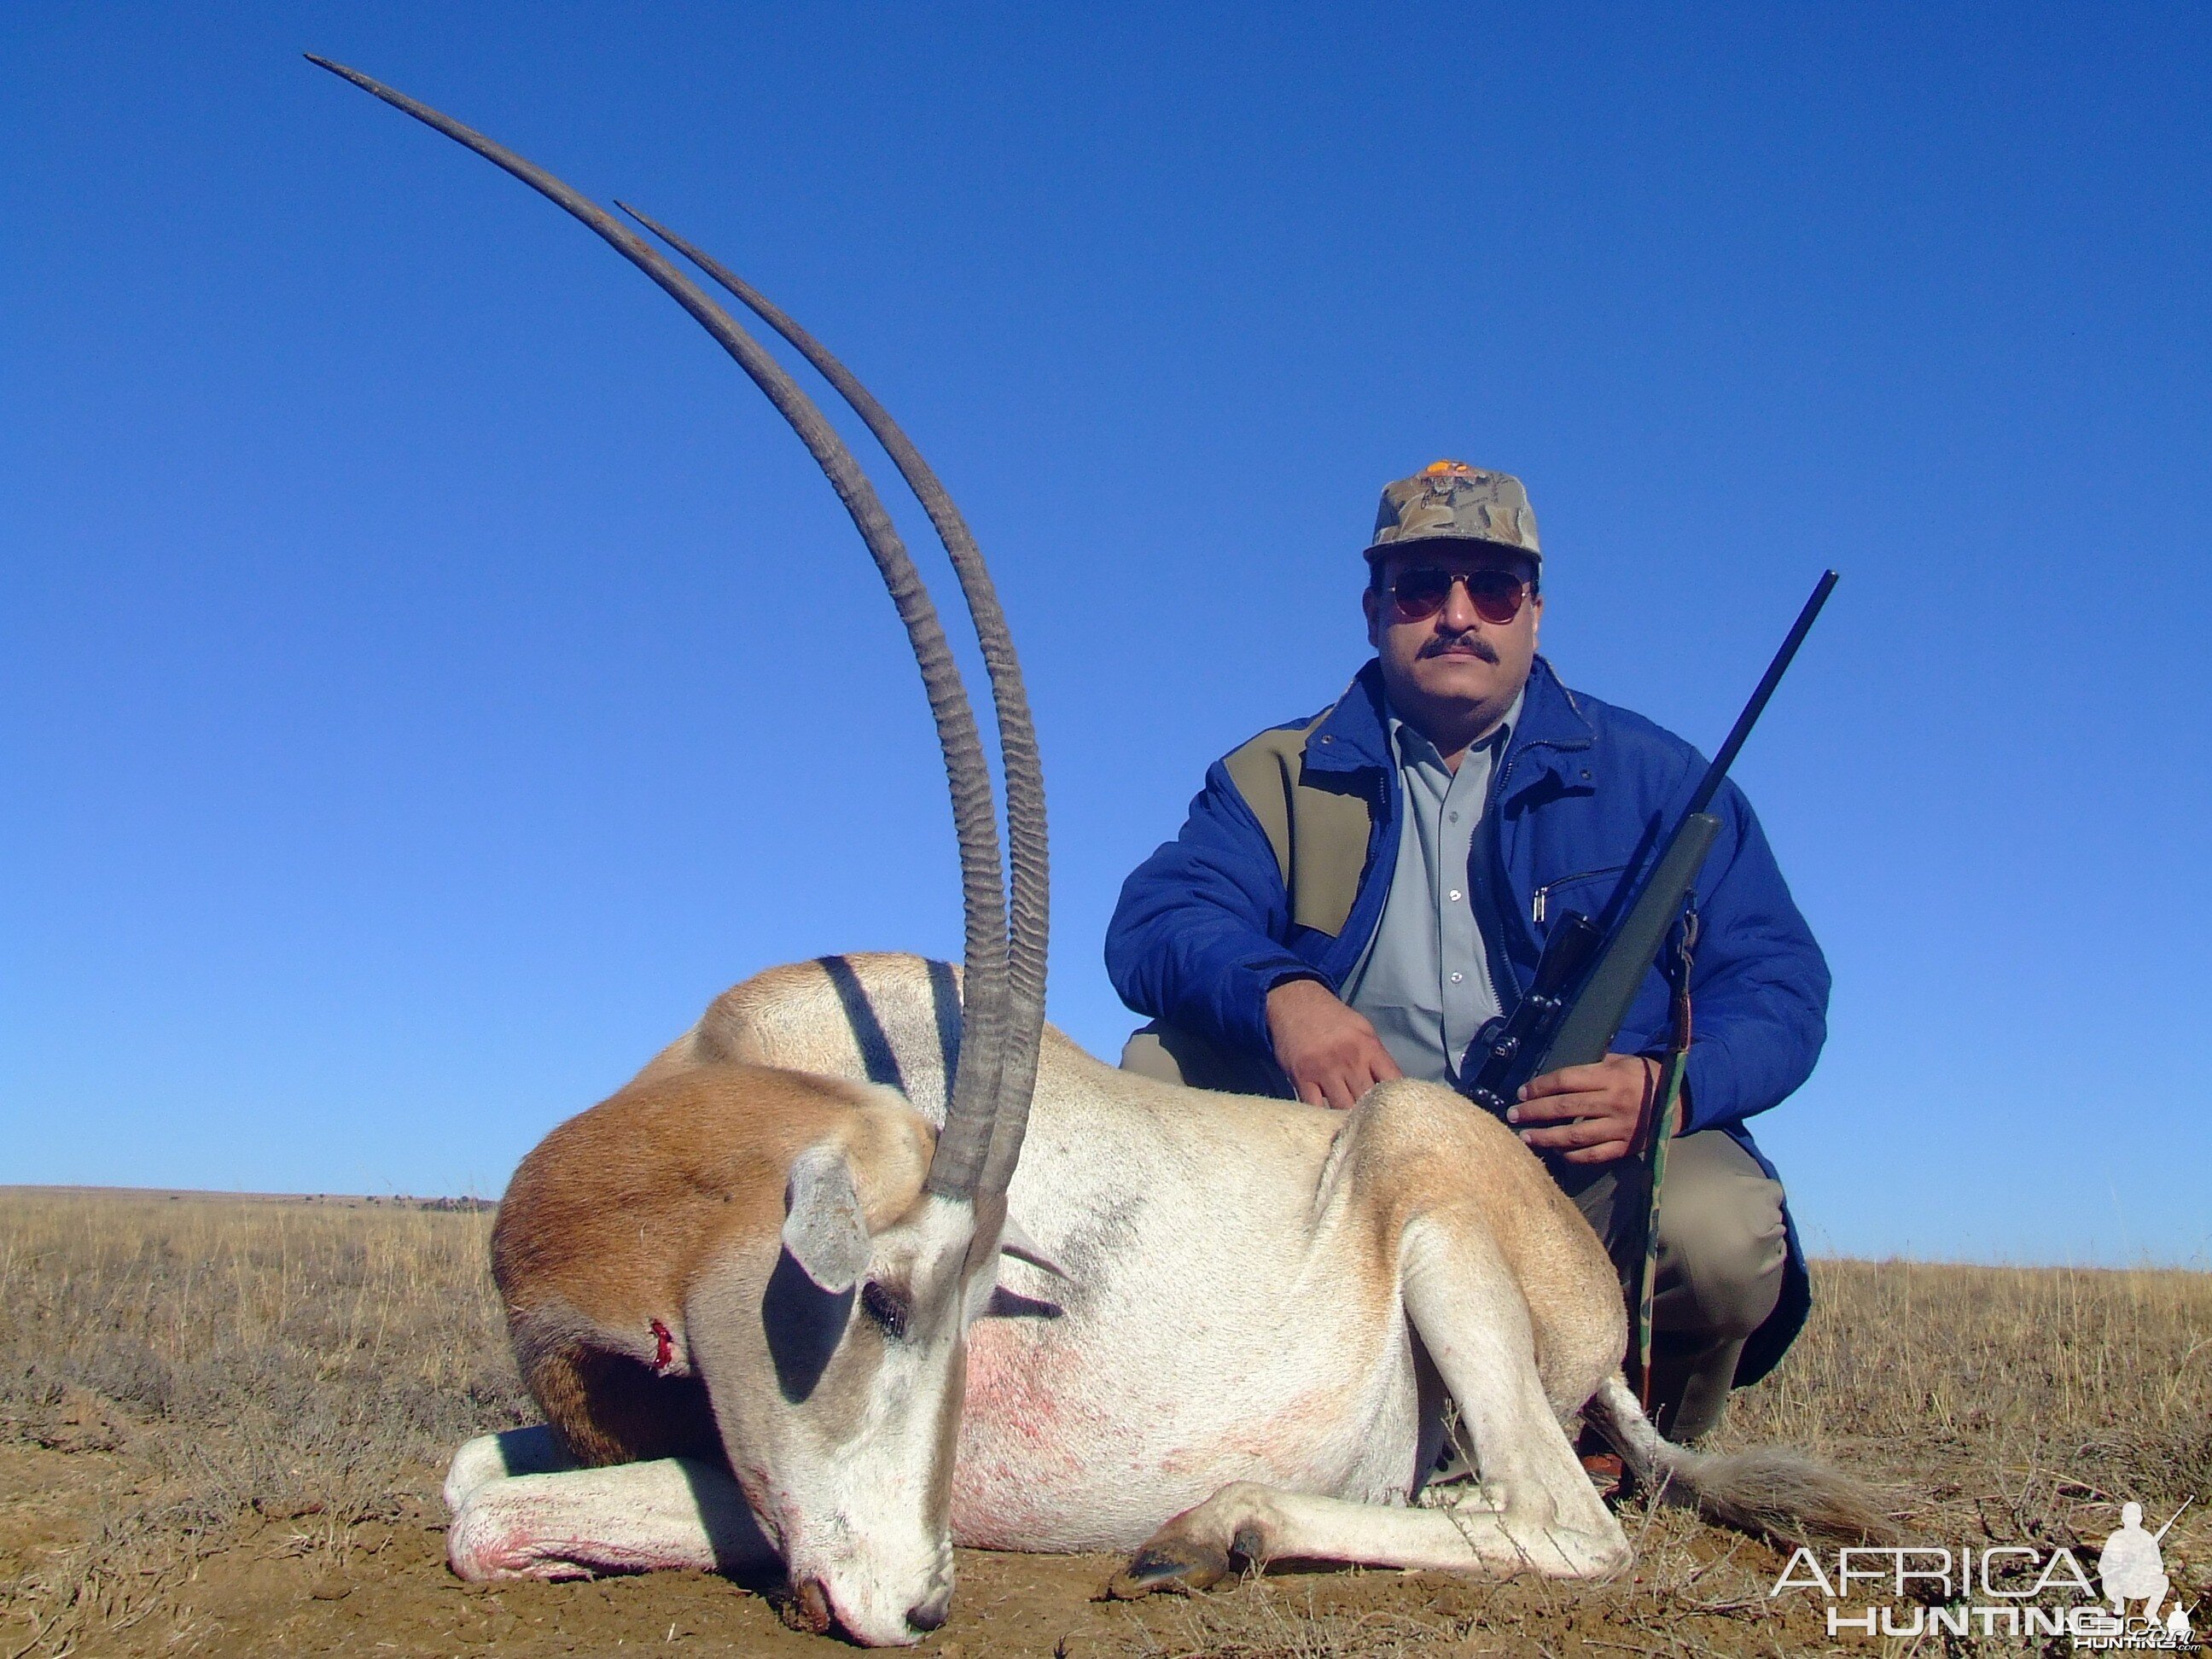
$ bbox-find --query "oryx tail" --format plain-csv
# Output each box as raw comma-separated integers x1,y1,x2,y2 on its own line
1586,1375,1895,1546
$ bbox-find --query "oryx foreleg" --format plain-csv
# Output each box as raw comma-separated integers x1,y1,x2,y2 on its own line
445,1457,777,1583
445,1425,574,1515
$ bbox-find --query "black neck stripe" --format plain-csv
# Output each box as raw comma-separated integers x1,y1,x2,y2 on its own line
814,956,906,1096
926,958,963,1104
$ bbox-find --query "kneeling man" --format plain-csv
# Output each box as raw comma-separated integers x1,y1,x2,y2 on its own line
1107,461,1827,1441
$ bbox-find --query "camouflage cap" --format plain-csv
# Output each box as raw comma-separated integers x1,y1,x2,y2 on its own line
1362,460,1540,564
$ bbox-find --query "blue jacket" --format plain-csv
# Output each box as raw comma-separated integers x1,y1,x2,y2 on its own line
1106,655,1825,1383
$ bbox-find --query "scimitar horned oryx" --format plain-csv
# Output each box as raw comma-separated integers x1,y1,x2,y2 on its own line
311,57,1891,1650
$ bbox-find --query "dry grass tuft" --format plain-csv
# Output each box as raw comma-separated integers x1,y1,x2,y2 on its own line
0,1191,529,1653
1729,1257,2212,1545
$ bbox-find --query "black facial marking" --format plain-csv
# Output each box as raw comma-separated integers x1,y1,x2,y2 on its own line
763,1248,855,1403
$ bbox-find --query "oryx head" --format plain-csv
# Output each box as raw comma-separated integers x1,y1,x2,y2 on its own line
688,1131,1027,1644
591,1070,1029,1645
311,57,1050,1645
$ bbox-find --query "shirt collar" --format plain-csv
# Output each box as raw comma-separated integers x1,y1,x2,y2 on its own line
1386,688,1525,773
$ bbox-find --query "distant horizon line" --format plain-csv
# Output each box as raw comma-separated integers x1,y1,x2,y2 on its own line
4,1185,2204,1274
1,1183,495,1213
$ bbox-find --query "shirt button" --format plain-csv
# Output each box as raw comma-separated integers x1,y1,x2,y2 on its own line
1448,812,1460,822
1448,888,1462,901
1449,971,1464,984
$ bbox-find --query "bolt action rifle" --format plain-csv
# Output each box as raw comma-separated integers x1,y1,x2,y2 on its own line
1458,570,1837,1122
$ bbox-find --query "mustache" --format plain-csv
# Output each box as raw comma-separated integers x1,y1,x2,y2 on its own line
1418,632,1500,664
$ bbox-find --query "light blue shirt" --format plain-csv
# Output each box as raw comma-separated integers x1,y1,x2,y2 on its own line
1339,692,1523,1086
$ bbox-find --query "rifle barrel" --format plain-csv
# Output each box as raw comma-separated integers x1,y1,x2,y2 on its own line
1685,570,1837,822
1501,569,1837,1088
2152,1497,2192,1542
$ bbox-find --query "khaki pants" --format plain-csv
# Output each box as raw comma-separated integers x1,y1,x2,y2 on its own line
1120,1025,1786,1443
1552,1132,1786,1442
1120,1022,1286,1096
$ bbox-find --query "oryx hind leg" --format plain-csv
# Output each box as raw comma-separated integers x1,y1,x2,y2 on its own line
1114,1080,1628,1593
446,1457,777,1583
1112,1204,1627,1593
1109,1476,1626,1595
1396,1209,1628,1569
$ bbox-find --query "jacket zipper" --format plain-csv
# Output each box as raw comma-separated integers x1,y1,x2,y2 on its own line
1476,753,1528,1011
1478,732,1598,992
1531,864,1627,925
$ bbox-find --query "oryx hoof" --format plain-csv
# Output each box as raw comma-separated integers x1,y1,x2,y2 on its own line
1109,1502,1274,1599
1109,1483,1284,1601
1106,1540,1228,1598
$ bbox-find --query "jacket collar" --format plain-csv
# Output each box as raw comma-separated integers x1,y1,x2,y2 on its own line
1304,655,1595,791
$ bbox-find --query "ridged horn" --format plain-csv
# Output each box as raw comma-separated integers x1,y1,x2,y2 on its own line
614,203,1045,1204
306,55,1012,1202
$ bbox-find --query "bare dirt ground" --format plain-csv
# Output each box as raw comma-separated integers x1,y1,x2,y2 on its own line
2,1188,2206,1656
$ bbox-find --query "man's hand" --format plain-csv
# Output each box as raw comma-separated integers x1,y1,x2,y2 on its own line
1266,978,1402,1110
1508,1053,1658,1164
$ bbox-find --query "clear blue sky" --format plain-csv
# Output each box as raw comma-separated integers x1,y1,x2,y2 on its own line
3,3,2206,1265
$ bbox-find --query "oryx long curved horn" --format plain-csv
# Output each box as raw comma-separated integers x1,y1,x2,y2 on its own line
615,203,1045,1204
305,55,1013,1201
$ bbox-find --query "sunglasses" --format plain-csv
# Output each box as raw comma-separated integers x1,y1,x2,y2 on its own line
1382,566,1533,626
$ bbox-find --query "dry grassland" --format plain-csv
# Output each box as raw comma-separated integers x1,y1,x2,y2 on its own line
2,1188,2206,1656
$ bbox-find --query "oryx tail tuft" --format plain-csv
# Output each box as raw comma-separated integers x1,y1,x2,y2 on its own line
1586,1375,1896,1547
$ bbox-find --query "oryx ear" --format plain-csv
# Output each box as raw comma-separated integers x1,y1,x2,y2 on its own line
998,1213,1068,1280
782,1144,871,1294
964,1208,1071,1327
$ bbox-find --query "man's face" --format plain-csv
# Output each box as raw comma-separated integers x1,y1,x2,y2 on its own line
1362,545,1542,718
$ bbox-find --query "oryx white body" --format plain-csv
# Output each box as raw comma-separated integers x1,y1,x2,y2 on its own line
451,952,1665,1635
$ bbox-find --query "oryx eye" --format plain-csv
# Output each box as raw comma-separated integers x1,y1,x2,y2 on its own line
861,1280,910,1340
